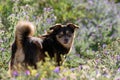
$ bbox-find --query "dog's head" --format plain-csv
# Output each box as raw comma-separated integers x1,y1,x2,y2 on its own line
49,23,79,48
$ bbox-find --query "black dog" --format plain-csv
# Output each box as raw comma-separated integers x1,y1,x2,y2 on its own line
40,23,79,66
9,21,79,76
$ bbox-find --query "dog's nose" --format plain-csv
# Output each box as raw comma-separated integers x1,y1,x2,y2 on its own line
64,39,68,43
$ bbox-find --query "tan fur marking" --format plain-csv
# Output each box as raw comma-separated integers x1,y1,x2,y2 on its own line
56,32,75,49
66,30,69,34
60,32,63,35
14,48,25,63
15,21,35,42
30,37,43,48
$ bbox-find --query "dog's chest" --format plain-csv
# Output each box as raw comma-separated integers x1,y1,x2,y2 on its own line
42,38,69,56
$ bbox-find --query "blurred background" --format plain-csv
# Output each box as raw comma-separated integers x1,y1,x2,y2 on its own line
0,0,120,79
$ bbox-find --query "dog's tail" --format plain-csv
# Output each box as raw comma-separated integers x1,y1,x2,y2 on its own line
15,21,35,48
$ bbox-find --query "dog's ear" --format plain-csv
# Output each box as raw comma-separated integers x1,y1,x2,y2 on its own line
67,23,79,29
49,24,62,31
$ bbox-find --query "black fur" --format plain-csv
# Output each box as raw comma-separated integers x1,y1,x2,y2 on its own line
10,40,17,69
22,37,38,69
42,35,69,66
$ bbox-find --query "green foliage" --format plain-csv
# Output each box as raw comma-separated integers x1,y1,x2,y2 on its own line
74,0,120,54
115,0,120,3
0,0,120,80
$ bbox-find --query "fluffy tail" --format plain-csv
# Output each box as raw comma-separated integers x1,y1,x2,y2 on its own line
15,21,35,48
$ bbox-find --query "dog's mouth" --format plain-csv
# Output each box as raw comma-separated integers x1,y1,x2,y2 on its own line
63,39,69,44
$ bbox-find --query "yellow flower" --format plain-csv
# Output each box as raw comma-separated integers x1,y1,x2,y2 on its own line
41,71,47,78
31,69,37,76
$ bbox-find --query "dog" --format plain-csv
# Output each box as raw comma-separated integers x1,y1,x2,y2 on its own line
9,21,79,76
40,23,79,66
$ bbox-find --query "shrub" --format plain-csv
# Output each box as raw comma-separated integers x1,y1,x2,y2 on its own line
74,0,120,56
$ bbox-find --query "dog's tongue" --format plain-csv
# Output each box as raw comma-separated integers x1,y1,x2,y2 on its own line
64,41,68,44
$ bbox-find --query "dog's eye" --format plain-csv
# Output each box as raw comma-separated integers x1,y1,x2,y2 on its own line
67,34,72,37
58,35,63,38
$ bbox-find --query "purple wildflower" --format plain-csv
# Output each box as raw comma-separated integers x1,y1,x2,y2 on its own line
117,68,120,72
79,65,83,70
44,8,53,12
114,78,120,80
75,54,80,57
53,67,60,73
102,44,107,49
62,77,67,80
0,48,5,52
103,50,109,55
88,0,94,5
25,70,30,75
32,16,36,20
95,59,99,64
103,72,108,77
116,55,120,61
46,18,52,24
35,73,40,78
70,68,75,71
0,39,3,43
13,71,18,77
41,78,46,80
